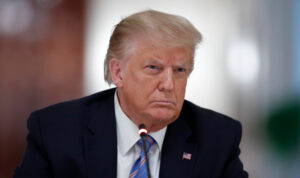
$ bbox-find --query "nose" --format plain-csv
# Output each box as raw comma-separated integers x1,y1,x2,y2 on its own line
158,68,174,92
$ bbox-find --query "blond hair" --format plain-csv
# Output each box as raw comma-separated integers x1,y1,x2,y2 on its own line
104,10,202,84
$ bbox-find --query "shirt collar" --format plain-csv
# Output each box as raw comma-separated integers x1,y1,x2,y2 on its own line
114,90,167,156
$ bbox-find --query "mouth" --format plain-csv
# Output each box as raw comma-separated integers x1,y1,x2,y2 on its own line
151,100,176,107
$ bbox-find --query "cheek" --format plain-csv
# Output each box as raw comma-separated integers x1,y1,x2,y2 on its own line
122,70,141,91
130,72,158,91
123,72,155,102
176,80,187,96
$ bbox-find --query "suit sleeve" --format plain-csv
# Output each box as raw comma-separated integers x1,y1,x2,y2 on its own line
222,121,249,178
13,112,52,178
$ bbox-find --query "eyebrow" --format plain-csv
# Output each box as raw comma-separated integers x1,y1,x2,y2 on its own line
146,58,189,67
146,58,164,65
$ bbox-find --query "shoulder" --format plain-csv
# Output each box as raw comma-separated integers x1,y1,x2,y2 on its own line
182,100,241,128
27,88,116,129
33,88,115,116
25,88,116,153
181,100,242,141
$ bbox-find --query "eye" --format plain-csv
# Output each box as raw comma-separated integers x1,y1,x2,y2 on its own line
175,67,186,73
144,64,161,74
148,65,158,70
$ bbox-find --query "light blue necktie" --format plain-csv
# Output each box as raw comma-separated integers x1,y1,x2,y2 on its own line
129,135,155,178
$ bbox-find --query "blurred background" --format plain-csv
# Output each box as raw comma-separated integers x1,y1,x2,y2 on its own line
0,0,299,177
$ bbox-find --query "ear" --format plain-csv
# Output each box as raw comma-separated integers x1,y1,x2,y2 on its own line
109,58,124,87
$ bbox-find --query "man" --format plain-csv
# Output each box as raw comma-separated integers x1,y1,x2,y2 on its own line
14,10,248,178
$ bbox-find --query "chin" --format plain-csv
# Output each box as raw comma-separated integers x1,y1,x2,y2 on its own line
144,108,179,130
148,113,177,132
151,110,178,123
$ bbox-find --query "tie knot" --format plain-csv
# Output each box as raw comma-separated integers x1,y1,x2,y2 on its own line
137,135,155,152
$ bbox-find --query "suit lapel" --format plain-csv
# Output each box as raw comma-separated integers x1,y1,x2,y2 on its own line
84,89,118,178
159,113,197,178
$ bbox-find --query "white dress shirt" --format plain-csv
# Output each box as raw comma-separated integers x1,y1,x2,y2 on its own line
114,91,167,178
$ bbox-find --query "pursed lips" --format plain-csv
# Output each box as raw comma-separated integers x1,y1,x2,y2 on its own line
151,100,176,107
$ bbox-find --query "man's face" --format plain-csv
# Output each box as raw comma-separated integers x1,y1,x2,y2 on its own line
112,41,191,132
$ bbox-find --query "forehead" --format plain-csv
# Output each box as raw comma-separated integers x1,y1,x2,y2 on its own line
130,39,191,64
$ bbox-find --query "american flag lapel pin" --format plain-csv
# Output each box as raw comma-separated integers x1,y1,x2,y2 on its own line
182,152,192,160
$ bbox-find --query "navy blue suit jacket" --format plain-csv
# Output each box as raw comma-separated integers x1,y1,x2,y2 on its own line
14,88,248,178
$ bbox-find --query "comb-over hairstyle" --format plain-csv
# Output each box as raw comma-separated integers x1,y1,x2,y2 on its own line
104,10,202,84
